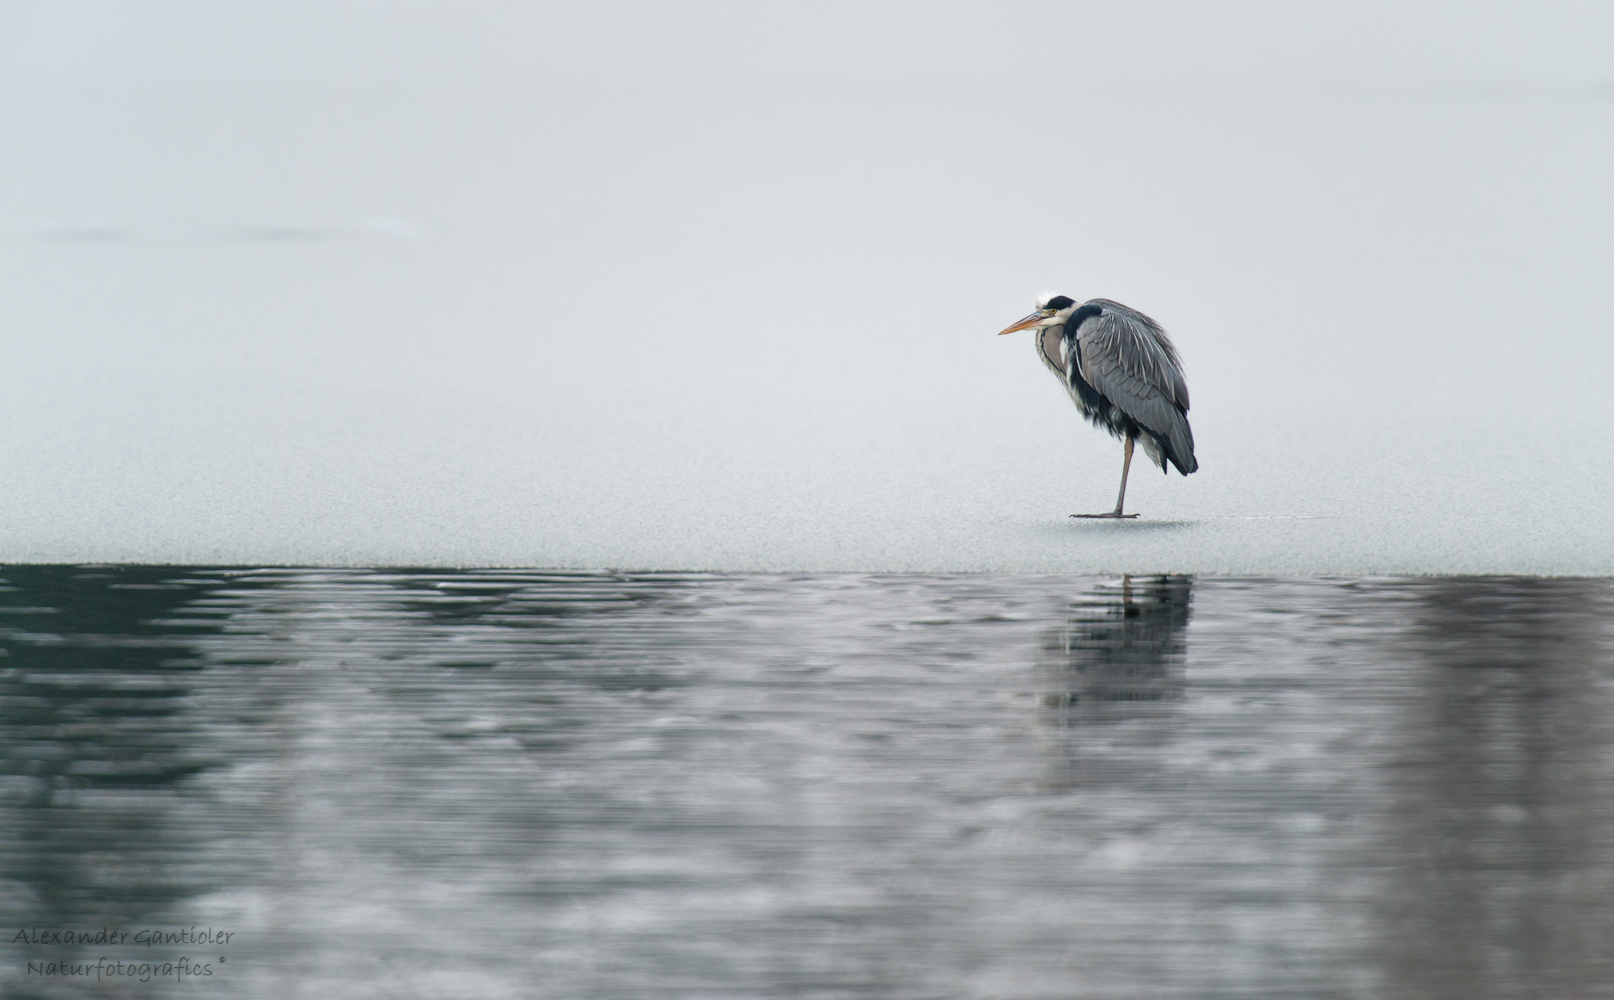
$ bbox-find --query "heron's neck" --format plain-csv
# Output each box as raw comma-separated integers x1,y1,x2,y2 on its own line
1035,324,1067,378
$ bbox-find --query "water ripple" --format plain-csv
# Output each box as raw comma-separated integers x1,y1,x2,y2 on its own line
1,568,1611,998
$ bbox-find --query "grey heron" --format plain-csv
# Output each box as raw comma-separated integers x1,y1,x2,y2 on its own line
998,293,1197,518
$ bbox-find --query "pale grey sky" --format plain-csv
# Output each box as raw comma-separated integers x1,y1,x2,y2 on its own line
3,1,1612,88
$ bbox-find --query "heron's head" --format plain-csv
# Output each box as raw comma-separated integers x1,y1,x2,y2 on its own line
997,292,1077,335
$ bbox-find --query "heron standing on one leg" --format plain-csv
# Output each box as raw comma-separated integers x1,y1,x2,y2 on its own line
998,292,1197,518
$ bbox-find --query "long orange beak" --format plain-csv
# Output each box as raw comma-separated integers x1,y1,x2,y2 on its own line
997,311,1048,335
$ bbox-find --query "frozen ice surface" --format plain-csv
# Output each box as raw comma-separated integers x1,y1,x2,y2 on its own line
2,4,1612,574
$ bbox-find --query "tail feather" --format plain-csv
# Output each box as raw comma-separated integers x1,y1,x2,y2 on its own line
1136,409,1197,476
1159,409,1197,476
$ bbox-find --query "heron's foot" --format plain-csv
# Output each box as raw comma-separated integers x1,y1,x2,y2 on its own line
1071,512,1140,519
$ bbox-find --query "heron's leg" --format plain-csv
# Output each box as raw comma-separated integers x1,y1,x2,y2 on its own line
1114,435,1134,515
1073,436,1141,518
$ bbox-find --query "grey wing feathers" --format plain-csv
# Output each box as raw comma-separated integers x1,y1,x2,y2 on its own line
1076,300,1198,474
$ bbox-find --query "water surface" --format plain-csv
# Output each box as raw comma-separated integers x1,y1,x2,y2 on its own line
2,568,1612,998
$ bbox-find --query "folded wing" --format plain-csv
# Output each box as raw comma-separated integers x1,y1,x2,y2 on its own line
1074,300,1198,475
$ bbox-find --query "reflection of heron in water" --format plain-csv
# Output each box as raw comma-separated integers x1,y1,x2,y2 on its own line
1038,575,1193,726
